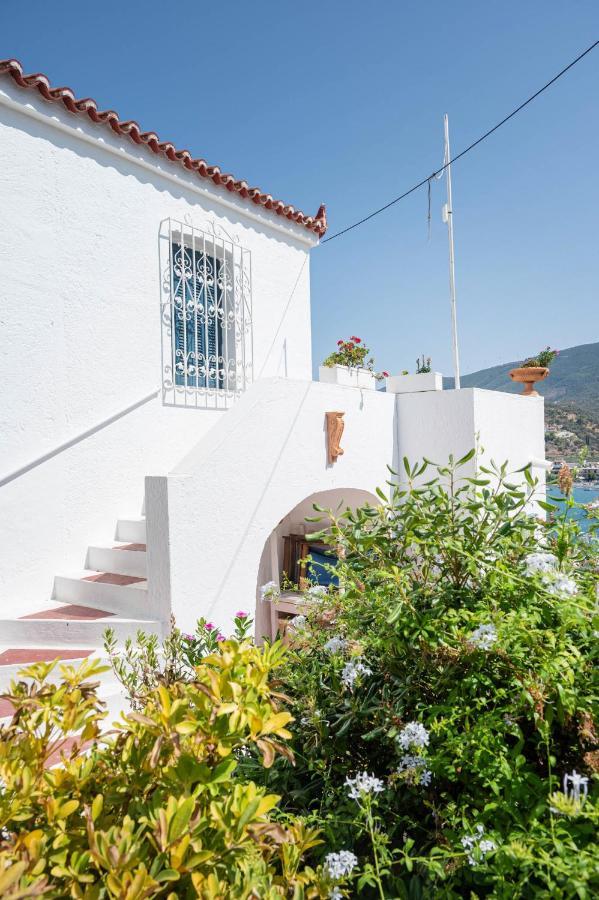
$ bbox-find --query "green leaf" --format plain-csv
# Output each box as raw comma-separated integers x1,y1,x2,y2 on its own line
457,448,476,465
156,869,181,883
238,798,260,829
209,757,238,784
168,796,195,842
91,794,103,822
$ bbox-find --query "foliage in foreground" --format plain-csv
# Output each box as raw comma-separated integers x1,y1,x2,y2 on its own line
256,453,599,897
0,643,335,899
1,453,597,898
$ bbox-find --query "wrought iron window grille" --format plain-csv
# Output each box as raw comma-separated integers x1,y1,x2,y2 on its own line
161,217,253,409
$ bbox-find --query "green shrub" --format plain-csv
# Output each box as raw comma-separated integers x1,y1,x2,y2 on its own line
256,454,598,897
0,642,337,898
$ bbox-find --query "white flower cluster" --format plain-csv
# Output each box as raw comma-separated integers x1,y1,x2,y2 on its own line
324,635,347,654
461,824,496,866
341,658,372,690
260,581,280,602
523,553,578,597
345,771,385,800
305,584,328,601
468,623,497,650
288,614,308,632
563,770,589,804
300,709,324,726
545,573,578,597
324,849,358,880
397,721,429,752
524,552,557,575
397,754,432,786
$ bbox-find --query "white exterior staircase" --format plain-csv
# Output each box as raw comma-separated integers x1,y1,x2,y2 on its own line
0,505,162,699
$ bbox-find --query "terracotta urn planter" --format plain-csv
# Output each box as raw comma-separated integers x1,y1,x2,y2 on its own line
509,366,549,397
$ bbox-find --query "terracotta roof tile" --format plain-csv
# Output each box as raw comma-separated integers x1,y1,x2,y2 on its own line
0,58,327,237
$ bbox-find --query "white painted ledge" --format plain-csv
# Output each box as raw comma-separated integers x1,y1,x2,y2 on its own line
318,365,377,390
385,372,443,393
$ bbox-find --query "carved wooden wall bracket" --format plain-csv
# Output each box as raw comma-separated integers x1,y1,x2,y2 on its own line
326,411,345,464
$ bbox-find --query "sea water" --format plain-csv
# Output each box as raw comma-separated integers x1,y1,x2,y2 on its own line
547,485,599,529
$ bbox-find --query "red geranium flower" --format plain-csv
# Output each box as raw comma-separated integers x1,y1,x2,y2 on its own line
382,371,389,377
337,340,343,346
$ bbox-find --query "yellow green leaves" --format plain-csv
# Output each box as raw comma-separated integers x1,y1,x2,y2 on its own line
259,711,293,738
0,642,321,897
91,795,103,823
167,796,194,844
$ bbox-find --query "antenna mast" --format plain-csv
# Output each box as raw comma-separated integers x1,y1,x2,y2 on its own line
442,114,461,389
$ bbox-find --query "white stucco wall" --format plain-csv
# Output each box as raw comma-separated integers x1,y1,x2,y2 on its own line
0,83,317,616
146,379,546,635
394,388,546,490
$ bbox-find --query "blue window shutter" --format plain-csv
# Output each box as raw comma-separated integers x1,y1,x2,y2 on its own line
172,243,224,389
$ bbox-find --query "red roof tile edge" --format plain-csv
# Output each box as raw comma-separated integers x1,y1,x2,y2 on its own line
0,58,327,237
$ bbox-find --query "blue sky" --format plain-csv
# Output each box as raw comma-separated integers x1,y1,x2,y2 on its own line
3,1,598,376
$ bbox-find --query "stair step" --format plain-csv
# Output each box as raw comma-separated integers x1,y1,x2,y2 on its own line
0,648,93,665
1,679,131,732
53,571,148,617
0,697,15,717
0,650,117,692
115,517,146,543
87,544,147,578
21,604,115,620
0,613,160,648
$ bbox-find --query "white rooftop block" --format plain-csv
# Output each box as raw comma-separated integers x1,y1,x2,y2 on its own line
386,372,443,393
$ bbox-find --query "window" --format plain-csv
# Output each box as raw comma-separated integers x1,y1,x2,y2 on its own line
171,242,231,390
162,219,252,406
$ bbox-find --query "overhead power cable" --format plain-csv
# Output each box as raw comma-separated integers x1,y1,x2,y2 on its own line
321,39,599,244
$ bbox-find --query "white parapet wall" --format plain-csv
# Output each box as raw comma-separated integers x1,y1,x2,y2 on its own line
394,388,546,493
146,380,546,634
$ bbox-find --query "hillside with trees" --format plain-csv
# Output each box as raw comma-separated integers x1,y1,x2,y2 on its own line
444,342,599,460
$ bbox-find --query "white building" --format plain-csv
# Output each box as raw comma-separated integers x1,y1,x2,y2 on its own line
0,59,546,676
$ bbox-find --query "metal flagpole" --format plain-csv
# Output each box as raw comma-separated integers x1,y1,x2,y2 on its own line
442,114,461,389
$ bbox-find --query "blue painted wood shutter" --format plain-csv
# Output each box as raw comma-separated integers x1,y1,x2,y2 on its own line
172,243,224,389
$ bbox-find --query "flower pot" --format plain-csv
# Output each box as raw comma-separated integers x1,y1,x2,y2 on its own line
509,366,549,397
385,372,443,394
318,365,377,390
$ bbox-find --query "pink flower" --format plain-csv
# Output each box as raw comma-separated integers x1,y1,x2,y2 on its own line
216,633,226,642
337,339,343,346
354,337,362,344
205,622,215,631
235,610,248,618
382,371,389,377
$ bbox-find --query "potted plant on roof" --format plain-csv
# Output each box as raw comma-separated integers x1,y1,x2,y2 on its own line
509,346,558,397
319,336,388,390
385,354,443,394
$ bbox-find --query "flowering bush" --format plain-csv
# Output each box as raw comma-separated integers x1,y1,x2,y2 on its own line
0,644,339,897
104,611,252,709
522,346,559,368
254,453,598,896
4,458,596,897
322,337,388,379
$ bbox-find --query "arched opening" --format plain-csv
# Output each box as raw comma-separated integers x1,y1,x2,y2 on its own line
254,487,378,640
